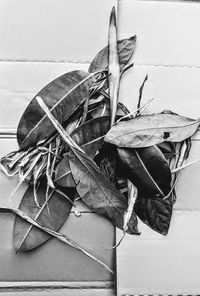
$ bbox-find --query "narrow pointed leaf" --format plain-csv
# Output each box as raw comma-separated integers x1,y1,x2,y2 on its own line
134,194,173,235
55,116,111,187
117,146,171,197
108,7,120,127
14,182,75,252
105,113,200,148
89,36,137,72
17,70,97,149
69,147,139,234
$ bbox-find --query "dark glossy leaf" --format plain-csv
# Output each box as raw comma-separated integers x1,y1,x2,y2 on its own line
14,181,75,252
134,194,173,235
36,97,139,234
69,147,139,235
55,116,111,187
17,70,96,149
105,113,200,148
117,146,171,197
89,36,137,73
70,116,110,152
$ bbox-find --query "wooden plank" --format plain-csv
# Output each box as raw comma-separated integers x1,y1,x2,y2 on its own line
0,0,116,62
117,211,200,295
118,0,200,67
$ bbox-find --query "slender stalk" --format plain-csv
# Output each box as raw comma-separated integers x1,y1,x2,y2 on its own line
108,7,120,127
136,74,148,116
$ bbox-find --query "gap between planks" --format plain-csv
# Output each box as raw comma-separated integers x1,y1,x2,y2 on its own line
0,281,114,291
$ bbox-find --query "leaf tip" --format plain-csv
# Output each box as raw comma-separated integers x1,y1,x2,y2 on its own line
130,35,137,42
110,6,117,26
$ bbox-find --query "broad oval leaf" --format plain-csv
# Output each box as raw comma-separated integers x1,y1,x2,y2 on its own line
89,36,137,72
117,146,171,197
69,147,139,235
105,113,200,148
55,116,111,187
17,70,96,149
134,194,173,235
14,182,75,252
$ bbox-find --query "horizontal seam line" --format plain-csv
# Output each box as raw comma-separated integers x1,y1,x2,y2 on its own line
0,59,90,64
135,62,200,69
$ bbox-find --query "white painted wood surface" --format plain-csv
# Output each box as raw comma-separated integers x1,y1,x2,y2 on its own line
117,1,200,295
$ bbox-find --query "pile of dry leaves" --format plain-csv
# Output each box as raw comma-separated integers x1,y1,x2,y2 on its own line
0,7,199,274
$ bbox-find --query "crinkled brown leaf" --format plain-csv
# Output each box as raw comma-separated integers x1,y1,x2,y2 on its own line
14,181,75,252
105,113,200,148
17,70,96,149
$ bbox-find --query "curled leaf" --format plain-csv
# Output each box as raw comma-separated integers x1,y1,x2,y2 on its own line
105,113,200,148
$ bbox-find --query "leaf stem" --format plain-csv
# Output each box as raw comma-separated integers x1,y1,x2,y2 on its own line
136,74,148,116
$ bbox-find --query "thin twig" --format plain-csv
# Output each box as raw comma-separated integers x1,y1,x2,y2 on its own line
116,98,154,124
136,74,148,116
